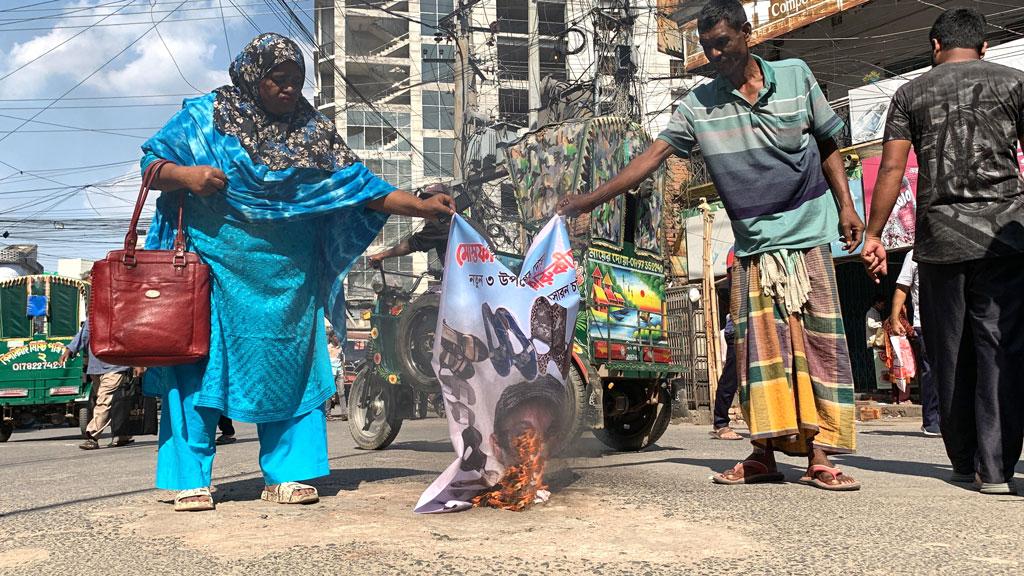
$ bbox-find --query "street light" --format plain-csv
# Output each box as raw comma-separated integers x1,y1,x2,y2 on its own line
688,287,701,304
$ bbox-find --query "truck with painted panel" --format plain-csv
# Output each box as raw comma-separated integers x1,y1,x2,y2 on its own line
349,117,681,452
504,116,682,450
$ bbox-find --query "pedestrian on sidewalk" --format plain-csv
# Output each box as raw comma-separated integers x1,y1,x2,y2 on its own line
60,318,138,450
561,0,862,490
865,293,890,393
141,33,455,512
890,250,940,436
709,315,741,440
862,8,1024,495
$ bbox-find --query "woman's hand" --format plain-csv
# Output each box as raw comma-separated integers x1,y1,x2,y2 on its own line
175,165,227,196
418,193,456,222
889,313,907,336
367,189,455,220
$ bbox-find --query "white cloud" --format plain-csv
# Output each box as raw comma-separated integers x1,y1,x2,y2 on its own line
0,1,232,99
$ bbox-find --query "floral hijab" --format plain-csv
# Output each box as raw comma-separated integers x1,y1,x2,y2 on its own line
212,33,359,171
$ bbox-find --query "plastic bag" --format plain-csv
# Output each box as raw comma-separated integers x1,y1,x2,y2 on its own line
887,334,916,392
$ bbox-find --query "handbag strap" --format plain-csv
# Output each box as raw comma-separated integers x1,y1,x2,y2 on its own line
122,159,187,266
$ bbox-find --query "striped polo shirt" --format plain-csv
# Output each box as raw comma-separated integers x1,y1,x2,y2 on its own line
658,55,845,257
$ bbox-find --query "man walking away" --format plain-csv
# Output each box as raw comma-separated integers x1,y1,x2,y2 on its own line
710,315,741,440
560,0,863,490
61,319,136,450
890,250,941,436
863,8,1024,495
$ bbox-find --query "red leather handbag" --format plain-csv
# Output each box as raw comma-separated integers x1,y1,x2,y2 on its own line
89,159,211,366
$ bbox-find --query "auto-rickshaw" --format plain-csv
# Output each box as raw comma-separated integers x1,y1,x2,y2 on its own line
0,274,156,442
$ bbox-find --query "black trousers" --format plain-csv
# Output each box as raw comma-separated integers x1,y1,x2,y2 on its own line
911,327,941,430
713,338,737,430
918,255,1024,484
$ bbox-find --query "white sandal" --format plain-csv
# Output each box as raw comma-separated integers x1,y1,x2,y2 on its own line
174,487,215,512
261,482,319,504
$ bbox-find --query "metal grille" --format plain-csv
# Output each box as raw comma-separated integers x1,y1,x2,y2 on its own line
666,284,710,410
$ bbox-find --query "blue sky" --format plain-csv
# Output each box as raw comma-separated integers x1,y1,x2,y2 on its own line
0,0,319,269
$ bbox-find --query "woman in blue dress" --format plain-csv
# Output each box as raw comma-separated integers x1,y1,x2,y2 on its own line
141,33,454,511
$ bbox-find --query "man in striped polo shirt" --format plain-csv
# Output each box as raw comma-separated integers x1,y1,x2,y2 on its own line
560,0,862,490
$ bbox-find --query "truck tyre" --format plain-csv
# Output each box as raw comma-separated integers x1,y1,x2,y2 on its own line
0,422,12,442
78,404,92,437
348,368,403,450
394,292,440,390
550,364,590,457
595,385,672,452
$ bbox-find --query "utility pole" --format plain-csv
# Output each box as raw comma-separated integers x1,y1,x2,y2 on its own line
452,1,471,186
591,0,638,121
699,198,722,400
528,0,541,128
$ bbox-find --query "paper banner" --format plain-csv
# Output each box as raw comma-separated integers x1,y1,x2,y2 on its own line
415,215,581,513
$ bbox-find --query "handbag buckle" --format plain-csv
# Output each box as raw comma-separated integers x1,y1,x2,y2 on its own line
173,250,186,269
122,254,137,268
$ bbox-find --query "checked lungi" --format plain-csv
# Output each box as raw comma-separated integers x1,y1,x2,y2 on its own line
731,244,857,456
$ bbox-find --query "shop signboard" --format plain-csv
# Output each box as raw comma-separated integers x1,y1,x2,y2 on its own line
658,0,871,68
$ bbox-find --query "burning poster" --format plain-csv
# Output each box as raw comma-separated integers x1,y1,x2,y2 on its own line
415,215,581,514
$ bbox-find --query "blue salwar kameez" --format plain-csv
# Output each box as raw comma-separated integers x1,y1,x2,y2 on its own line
141,88,393,490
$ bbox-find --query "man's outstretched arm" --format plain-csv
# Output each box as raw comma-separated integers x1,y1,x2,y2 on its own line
557,140,676,217
368,239,413,267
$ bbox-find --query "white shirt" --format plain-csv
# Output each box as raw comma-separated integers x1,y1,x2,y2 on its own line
896,250,920,328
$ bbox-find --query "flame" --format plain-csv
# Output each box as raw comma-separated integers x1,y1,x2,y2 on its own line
471,427,547,511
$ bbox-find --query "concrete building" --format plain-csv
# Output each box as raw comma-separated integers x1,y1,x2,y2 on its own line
314,1,691,306
56,258,93,280
314,0,461,305
0,245,43,281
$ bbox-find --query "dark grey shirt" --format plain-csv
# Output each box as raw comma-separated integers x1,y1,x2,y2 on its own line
884,59,1024,264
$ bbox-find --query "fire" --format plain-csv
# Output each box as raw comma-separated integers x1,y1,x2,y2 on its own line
471,427,548,511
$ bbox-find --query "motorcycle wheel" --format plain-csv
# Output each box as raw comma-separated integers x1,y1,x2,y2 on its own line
594,385,671,452
394,292,440,389
348,368,403,450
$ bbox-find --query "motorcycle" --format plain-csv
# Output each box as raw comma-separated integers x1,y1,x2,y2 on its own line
348,266,441,449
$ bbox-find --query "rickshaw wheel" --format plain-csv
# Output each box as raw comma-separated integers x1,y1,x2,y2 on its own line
595,385,671,452
348,368,403,450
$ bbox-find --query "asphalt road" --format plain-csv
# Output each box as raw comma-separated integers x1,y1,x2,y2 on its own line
1,416,1021,575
